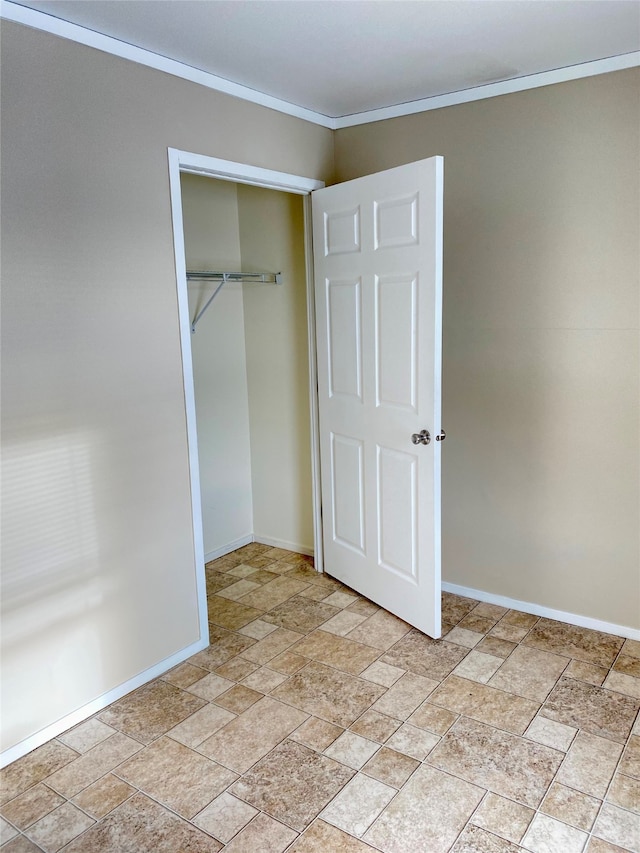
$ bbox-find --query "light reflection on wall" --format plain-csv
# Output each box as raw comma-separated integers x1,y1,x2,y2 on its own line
1,431,103,749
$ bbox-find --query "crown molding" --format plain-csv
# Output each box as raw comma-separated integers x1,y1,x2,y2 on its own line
3,0,639,131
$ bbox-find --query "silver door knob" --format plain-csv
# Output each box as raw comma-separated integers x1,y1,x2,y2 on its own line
411,429,431,445
436,430,446,442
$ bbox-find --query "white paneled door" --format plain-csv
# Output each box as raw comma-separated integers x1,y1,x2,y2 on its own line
312,157,444,638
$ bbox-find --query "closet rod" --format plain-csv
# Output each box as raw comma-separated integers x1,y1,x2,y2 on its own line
188,270,282,333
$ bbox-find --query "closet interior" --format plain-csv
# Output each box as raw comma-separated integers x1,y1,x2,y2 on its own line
180,174,314,563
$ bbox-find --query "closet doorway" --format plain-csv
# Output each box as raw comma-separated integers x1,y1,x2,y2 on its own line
170,155,325,641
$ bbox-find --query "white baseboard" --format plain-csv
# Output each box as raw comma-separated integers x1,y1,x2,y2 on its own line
254,535,314,557
442,581,640,641
0,636,208,769
204,534,254,564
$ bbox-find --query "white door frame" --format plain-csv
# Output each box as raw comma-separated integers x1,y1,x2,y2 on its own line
167,148,325,643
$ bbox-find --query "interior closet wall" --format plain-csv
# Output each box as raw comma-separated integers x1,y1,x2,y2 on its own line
181,176,253,558
180,176,314,559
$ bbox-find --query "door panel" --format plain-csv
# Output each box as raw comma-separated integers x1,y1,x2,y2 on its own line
312,157,443,638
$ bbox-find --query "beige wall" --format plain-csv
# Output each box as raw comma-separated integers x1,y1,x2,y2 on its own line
335,69,640,628
181,175,254,557
0,21,333,753
238,185,314,552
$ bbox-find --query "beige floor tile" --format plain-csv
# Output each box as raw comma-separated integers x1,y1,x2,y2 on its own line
230,741,354,831
237,619,278,640
45,733,143,798
324,732,379,770
555,731,623,798
0,817,18,844
0,742,78,805
116,737,237,820
604,671,640,700
98,681,205,744
268,651,308,674
452,651,503,684
541,677,640,742
614,655,640,677
360,661,405,688
213,656,259,682
239,576,310,611
216,578,262,601
25,802,94,852
429,675,539,735
323,591,359,609
289,819,379,851
163,662,211,689
488,645,568,701
71,774,136,819
458,613,499,635
320,773,395,836
298,585,332,601
594,803,640,852
489,622,531,643
1,784,65,830
3,837,44,853
61,792,222,852
193,792,257,842
242,628,304,665
271,662,385,728
564,660,609,686
321,611,368,637
290,717,343,752
408,702,458,735
190,631,256,669
167,703,235,748
226,563,259,578
587,838,630,853
522,813,588,853
57,720,116,755
476,636,518,659
187,673,234,701
241,666,288,693
385,723,439,760
347,598,380,617
362,747,419,788
441,594,478,629
214,684,262,713
525,716,577,751
470,603,509,621
222,812,298,853
364,763,484,853
607,773,640,814
623,639,640,659
451,824,522,851
207,596,264,630
429,717,562,808
346,609,411,651
349,710,402,743
370,672,438,720
621,736,640,779
541,782,601,830
291,630,379,675
198,696,307,773
260,597,340,633
381,630,468,680
523,619,623,668
445,627,484,648
470,791,534,843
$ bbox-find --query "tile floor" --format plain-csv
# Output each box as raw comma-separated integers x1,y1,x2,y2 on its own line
2,543,639,852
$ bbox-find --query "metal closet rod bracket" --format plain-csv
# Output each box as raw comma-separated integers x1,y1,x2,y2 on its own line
187,271,283,333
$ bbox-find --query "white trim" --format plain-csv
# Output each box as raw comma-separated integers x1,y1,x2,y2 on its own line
303,195,324,574
334,52,640,128
0,0,334,129
2,2,638,130
442,581,640,642
0,636,208,769
174,152,323,194
255,536,314,558
204,535,253,564
167,149,209,649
